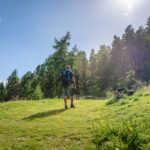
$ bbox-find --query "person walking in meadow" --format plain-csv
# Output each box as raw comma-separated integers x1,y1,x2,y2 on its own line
61,65,76,109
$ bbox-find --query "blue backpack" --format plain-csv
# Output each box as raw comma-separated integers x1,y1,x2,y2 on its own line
61,70,73,86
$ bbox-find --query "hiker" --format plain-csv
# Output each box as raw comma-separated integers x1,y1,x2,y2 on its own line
61,65,76,109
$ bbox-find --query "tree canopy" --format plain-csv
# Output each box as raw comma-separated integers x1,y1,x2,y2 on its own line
1,17,150,101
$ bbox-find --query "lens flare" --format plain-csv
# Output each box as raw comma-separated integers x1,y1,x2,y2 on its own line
114,0,141,16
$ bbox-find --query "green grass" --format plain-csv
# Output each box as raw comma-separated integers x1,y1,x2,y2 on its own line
0,99,103,150
0,87,150,150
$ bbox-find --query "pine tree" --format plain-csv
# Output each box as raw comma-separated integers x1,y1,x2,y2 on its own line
0,82,6,102
89,49,96,79
19,71,32,99
51,32,71,97
95,45,111,95
122,25,136,71
6,69,20,100
31,84,43,100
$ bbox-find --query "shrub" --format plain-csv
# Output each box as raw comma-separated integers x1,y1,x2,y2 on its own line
117,70,139,90
143,93,150,97
30,84,43,100
134,93,143,97
119,100,128,105
93,118,148,150
106,97,118,105
133,98,139,102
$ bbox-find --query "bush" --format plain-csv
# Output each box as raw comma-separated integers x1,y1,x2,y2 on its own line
119,100,128,105
106,97,118,105
93,118,148,150
106,96,128,105
117,70,140,90
133,98,139,102
134,93,143,97
143,93,150,97
30,84,43,100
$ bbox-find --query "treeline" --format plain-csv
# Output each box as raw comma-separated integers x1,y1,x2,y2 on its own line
0,17,150,101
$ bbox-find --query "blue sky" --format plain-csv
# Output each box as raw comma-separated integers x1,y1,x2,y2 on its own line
0,0,150,82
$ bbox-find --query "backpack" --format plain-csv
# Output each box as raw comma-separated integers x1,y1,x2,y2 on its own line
61,70,73,86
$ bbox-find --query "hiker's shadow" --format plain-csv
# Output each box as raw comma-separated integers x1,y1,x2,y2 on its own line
23,108,66,121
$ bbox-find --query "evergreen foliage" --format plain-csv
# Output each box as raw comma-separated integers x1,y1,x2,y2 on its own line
19,72,43,100
0,82,6,102
6,69,20,100
4,17,150,100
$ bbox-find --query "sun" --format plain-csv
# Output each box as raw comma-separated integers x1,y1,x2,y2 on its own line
126,1,133,10
114,0,140,16
125,0,135,10
106,0,142,17
116,0,135,10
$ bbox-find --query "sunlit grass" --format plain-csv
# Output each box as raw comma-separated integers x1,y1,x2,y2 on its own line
0,99,103,150
0,87,150,149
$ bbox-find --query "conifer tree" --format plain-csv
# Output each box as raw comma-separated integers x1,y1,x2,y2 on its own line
0,82,6,101
6,69,20,100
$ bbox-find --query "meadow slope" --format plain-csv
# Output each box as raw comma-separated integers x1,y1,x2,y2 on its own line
0,87,150,150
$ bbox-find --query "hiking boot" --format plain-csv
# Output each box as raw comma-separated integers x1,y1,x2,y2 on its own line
65,105,68,109
70,104,75,108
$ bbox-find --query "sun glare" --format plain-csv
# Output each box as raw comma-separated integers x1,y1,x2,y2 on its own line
114,0,141,16
127,1,133,10
117,0,135,10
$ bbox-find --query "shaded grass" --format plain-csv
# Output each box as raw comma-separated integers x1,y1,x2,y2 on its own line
23,108,66,120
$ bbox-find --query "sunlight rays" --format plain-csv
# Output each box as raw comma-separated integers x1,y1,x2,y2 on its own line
114,0,141,17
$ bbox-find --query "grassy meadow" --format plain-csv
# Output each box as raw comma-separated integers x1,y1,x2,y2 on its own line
0,87,150,150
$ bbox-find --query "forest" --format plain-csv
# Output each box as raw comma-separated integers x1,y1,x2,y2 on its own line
0,16,150,101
